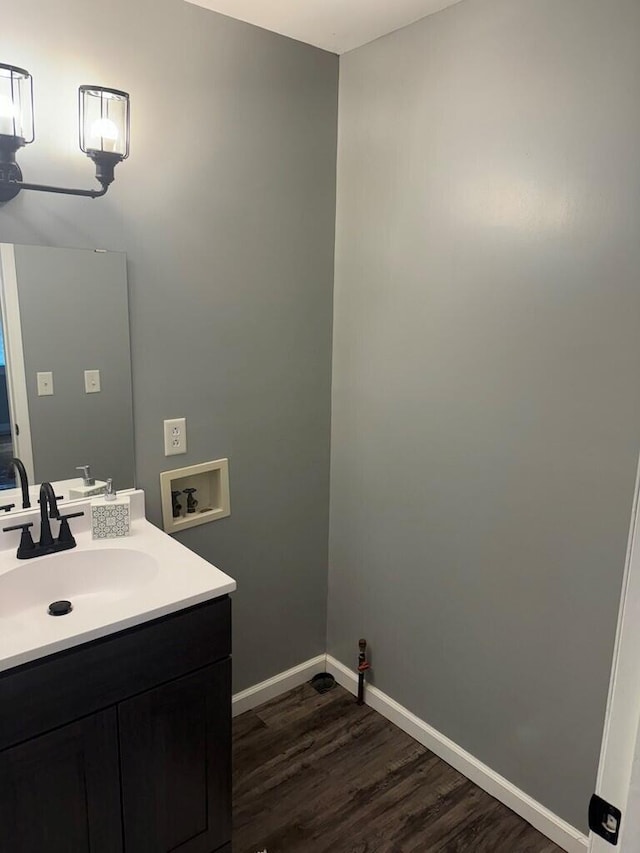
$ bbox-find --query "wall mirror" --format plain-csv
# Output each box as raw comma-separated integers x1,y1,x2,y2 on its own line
0,243,135,497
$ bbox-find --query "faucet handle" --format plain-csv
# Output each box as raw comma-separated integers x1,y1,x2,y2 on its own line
57,511,84,545
76,465,95,486
2,522,35,559
3,521,34,532
183,487,198,514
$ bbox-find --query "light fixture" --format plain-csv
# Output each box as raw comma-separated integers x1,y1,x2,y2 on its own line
0,63,130,203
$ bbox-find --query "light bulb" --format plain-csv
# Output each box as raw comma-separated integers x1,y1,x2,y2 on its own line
0,94,15,118
0,94,18,135
89,116,119,152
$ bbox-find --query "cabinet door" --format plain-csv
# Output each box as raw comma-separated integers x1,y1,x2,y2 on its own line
119,659,231,853
0,708,123,853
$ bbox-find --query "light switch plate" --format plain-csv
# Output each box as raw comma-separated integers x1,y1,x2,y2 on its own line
164,417,187,456
37,371,54,396
84,369,101,393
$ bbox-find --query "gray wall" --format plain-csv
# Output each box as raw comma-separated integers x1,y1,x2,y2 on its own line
329,0,640,831
5,0,638,831
14,245,135,488
0,0,338,691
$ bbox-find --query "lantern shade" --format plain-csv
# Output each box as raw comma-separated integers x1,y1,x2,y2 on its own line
0,63,34,145
79,86,130,159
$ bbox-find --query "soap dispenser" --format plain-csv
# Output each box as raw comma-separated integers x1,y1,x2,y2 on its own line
69,465,107,499
91,478,131,539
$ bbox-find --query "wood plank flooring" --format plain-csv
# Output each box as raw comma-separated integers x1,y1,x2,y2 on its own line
233,683,564,853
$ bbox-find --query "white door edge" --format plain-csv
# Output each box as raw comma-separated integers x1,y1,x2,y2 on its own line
590,449,640,851
0,243,35,483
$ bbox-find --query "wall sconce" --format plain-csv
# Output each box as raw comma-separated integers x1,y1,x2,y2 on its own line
0,63,130,203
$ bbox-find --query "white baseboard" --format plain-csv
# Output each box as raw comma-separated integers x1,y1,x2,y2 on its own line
232,654,327,717
325,655,589,853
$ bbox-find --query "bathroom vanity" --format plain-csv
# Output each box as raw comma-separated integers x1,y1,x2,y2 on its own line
0,490,235,853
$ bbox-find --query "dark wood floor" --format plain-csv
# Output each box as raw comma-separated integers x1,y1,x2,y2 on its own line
233,683,563,853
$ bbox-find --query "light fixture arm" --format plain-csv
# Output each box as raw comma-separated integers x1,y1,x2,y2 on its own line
2,179,109,199
0,146,122,201
0,149,114,201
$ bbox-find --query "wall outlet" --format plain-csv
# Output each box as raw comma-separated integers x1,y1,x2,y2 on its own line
164,417,187,456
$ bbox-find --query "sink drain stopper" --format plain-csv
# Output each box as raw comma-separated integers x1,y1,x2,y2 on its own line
48,600,73,616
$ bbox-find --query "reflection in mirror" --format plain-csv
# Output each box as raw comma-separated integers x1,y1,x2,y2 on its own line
0,327,12,488
0,244,135,496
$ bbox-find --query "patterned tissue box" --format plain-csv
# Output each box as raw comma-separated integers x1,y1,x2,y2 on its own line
91,497,130,539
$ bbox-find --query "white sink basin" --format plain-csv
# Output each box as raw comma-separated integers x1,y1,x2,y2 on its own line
0,548,159,620
0,490,236,672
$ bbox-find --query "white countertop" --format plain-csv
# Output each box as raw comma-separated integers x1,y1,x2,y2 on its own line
0,490,236,673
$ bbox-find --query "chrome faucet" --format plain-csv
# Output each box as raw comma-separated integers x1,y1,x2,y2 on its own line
10,457,30,509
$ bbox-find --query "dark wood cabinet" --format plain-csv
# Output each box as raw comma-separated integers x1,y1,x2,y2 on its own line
0,596,232,853
120,660,232,853
0,709,123,853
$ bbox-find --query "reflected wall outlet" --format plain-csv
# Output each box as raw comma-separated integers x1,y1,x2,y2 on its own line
164,417,187,456
84,369,101,393
37,371,54,396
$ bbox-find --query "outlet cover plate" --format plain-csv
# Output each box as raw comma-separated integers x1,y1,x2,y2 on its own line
37,371,54,396
164,417,187,456
84,369,101,393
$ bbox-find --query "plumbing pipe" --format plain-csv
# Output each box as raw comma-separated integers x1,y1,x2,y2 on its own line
357,638,371,706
